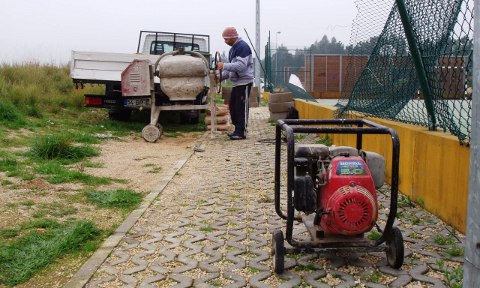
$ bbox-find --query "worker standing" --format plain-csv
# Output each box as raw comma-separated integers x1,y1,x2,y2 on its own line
217,27,254,140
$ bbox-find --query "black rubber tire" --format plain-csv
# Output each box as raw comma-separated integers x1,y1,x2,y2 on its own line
386,226,404,269
108,108,131,121
180,111,200,124
271,230,285,274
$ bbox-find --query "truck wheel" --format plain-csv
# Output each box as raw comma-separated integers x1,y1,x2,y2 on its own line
108,109,131,121
142,124,162,142
180,111,200,124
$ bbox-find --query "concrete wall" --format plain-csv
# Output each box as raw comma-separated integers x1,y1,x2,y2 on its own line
295,99,470,233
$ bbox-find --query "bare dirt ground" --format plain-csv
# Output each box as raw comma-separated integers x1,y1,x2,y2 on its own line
0,130,205,287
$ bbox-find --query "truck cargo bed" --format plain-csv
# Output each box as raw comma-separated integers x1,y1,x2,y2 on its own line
70,51,161,83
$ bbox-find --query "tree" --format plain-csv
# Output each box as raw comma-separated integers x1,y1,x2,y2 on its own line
309,35,346,54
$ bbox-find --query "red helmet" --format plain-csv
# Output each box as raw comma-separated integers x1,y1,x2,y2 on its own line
222,27,238,39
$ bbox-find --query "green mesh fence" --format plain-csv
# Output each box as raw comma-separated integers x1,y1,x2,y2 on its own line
264,33,317,102
337,0,474,145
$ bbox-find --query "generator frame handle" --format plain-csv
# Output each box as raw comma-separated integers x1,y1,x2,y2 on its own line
274,118,400,248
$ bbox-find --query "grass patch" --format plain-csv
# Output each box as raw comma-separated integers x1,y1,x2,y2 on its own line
0,156,19,173
0,100,27,128
247,266,260,273
83,161,104,168
398,194,414,208
435,260,463,288
30,134,98,162
0,152,35,180
365,270,382,283
86,189,142,211
1,179,13,185
35,160,111,185
0,220,100,286
446,244,464,257
19,218,61,230
200,226,214,232
367,230,382,240
32,203,78,218
417,197,425,208
294,134,306,141
144,163,162,173
20,200,34,207
0,229,19,239
433,235,456,246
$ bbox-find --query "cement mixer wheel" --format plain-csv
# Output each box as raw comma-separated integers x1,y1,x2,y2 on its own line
142,124,163,142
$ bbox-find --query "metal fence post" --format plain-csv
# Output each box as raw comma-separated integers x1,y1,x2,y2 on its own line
463,0,480,284
395,0,437,130
339,54,343,92
310,51,314,92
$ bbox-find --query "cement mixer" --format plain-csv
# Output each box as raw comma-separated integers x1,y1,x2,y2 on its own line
121,48,219,142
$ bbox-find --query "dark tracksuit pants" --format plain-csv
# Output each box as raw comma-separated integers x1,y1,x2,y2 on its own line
229,83,253,137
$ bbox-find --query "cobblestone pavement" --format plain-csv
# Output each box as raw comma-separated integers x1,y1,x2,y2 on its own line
82,107,465,287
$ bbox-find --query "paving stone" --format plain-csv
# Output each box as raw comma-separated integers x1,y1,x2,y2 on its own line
82,107,464,287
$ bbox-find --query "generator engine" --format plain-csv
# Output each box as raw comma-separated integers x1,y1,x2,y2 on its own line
293,145,385,236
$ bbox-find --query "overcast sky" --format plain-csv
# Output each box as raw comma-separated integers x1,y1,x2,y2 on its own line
0,0,357,65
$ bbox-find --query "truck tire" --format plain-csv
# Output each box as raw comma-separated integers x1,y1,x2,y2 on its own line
180,110,200,124
108,108,132,121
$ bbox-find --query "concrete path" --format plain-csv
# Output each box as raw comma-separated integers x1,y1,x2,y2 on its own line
68,107,465,287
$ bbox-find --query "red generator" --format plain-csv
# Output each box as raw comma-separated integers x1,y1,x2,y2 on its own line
320,156,378,236
272,119,404,274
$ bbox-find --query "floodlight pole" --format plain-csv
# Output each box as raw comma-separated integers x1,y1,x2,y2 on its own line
276,31,281,85
255,0,261,102
463,0,480,285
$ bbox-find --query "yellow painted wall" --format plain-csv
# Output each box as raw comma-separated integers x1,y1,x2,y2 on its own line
294,100,470,233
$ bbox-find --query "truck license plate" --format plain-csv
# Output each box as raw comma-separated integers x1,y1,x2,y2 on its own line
124,98,151,108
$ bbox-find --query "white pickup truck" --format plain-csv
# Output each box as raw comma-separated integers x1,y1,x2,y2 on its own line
70,31,211,123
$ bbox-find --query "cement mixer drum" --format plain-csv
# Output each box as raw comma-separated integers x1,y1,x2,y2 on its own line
157,54,208,101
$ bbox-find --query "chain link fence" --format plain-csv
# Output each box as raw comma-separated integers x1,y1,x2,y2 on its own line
337,0,474,145
264,33,317,102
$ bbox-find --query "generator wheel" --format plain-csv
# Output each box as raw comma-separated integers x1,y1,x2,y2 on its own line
142,124,162,143
271,230,285,274
386,227,404,269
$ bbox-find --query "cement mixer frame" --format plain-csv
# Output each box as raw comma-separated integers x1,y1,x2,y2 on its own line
272,118,403,274
121,48,220,142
